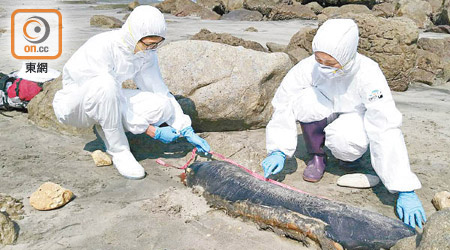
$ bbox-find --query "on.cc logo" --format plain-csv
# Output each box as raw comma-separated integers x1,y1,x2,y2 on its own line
11,9,62,60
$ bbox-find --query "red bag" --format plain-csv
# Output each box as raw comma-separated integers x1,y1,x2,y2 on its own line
7,78,43,101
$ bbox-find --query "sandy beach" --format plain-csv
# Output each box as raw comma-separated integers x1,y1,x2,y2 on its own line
1,0,450,249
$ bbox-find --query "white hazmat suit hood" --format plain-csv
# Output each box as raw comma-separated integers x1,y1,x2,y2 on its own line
266,19,422,193
53,6,191,179
120,5,167,54
312,19,359,75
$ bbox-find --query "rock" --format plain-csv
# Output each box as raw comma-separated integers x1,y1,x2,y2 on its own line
244,26,258,32
92,150,112,167
28,77,92,135
425,25,450,34
306,2,323,15
0,212,17,245
0,194,24,221
243,0,284,16
93,3,128,10
412,36,450,85
268,3,317,20
427,0,447,24
286,47,310,64
158,40,293,131
417,35,450,59
197,0,226,15
29,182,73,211
221,9,263,21
337,173,380,188
191,28,266,52
372,2,396,17
435,1,450,26
321,6,339,17
90,15,123,29
285,27,316,64
412,49,449,86
432,191,450,210
327,13,419,91
156,0,221,20
322,4,372,18
224,0,244,11
266,42,287,52
0,28,6,33
395,0,433,29
128,0,140,11
317,13,328,22
416,208,450,249
390,235,417,250
307,0,379,8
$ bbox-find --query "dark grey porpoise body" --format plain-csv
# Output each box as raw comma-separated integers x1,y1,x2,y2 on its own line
186,161,415,250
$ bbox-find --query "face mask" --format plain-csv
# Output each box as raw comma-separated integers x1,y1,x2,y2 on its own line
317,64,343,79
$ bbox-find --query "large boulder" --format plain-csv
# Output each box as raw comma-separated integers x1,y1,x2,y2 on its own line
391,209,450,249
156,0,221,20
372,2,396,18
225,0,245,11
158,40,293,131
284,27,316,64
90,15,123,29
417,208,450,249
325,13,419,91
27,77,92,135
297,0,379,8
221,9,263,20
435,0,450,25
267,3,317,20
321,4,372,18
191,28,266,52
197,0,227,15
395,0,433,29
243,0,285,16
412,36,450,85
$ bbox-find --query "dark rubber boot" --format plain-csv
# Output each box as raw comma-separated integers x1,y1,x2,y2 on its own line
300,118,327,183
339,158,362,169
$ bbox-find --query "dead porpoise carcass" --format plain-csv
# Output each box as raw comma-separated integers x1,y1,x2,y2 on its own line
185,161,415,250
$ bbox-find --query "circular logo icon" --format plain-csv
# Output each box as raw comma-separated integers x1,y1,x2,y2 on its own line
23,16,50,44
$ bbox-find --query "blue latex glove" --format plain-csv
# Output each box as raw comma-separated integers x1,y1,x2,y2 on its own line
154,126,180,144
261,151,286,178
397,191,427,229
181,126,211,153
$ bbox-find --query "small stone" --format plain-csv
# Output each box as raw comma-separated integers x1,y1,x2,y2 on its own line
244,27,258,32
91,150,112,167
337,173,380,188
0,212,18,245
432,191,450,211
29,182,73,211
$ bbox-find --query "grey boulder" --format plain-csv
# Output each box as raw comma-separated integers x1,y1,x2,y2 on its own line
158,40,293,131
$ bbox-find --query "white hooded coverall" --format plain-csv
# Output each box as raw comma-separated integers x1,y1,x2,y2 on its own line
53,6,191,174
266,19,421,193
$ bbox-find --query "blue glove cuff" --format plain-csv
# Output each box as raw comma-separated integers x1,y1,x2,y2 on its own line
399,191,415,197
154,126,161,139
180,126,194,136
270,150,286,159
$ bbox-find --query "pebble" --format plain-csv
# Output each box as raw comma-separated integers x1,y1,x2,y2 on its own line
337,173,380,188
0,212,17,245
431,191,450,211
91,150,112,167
29,182,73,211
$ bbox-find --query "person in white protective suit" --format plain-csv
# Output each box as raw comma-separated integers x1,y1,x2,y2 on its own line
261,19,427,229
53,6,210,180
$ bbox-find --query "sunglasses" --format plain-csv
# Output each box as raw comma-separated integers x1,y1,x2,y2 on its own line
139,37,165,50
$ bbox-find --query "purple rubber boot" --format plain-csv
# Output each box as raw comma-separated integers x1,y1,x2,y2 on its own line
300,118,327,183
